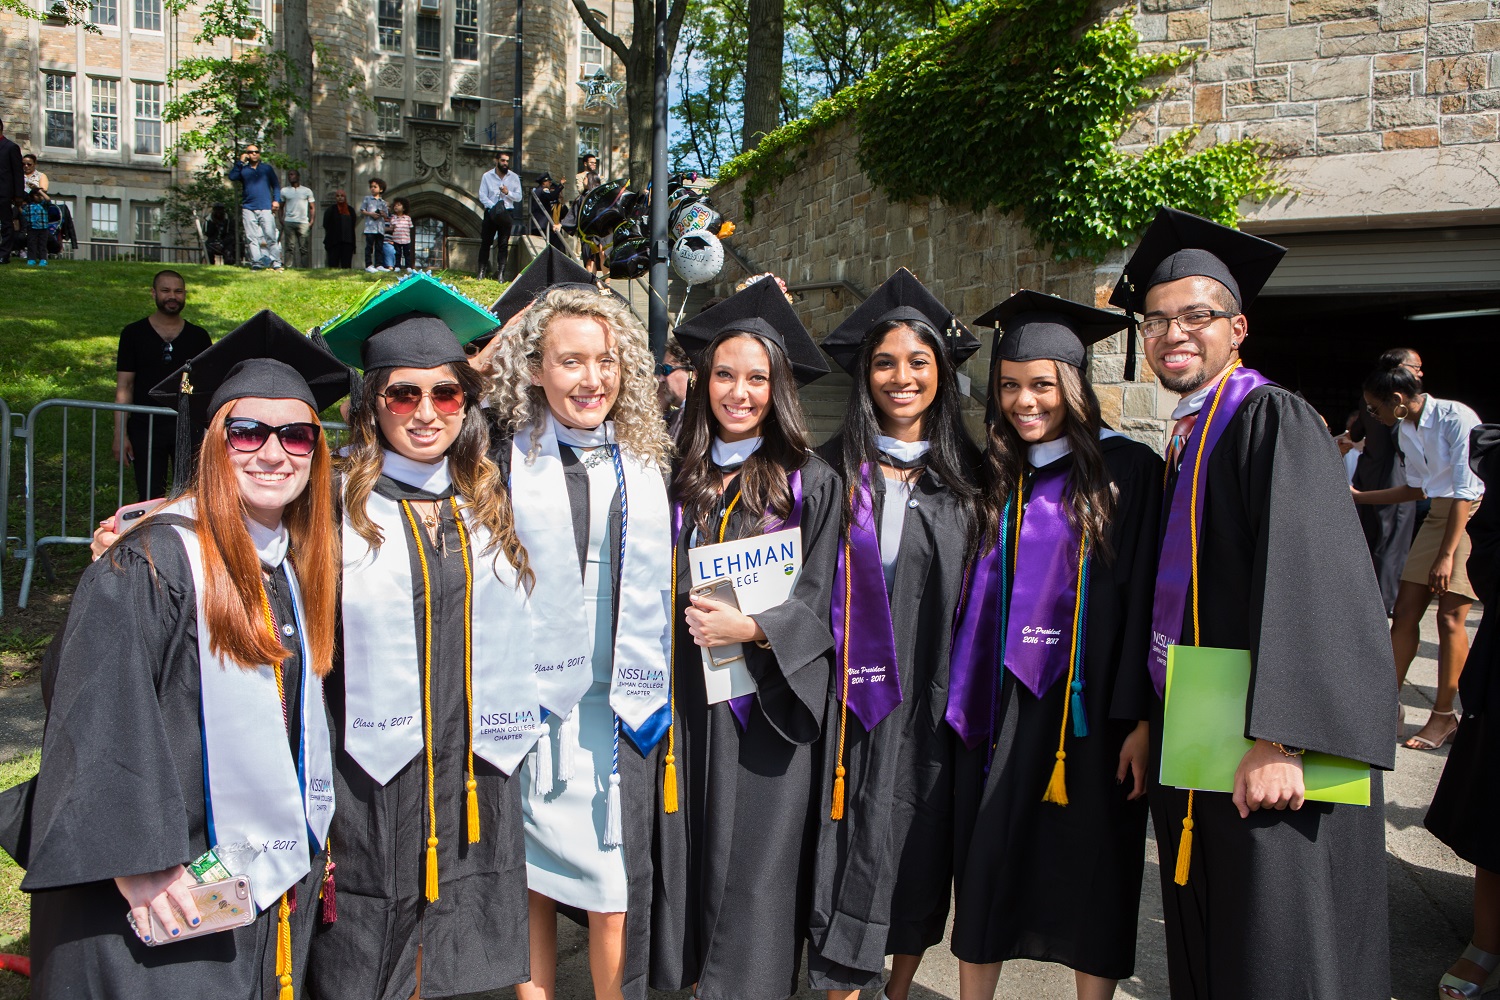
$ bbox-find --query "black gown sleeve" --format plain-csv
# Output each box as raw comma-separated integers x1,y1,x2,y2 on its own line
20,530,198,889
1236,391,1397,769
743,456,841,745
1106,441,1165,724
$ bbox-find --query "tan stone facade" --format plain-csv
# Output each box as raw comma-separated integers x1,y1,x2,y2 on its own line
0,0,631,260
708,0,1500,446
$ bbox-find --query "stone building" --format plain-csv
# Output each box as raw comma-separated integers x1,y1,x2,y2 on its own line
0,0,630,265
709,0,1500,445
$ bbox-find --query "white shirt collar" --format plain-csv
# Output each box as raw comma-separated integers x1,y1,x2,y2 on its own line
1026,427,1122,468
550,411,614,449
1414,394,1436,431
1171,381,1218,421
875,435,930,463
380,449,452,494
712,436,762,468
246,517,289,569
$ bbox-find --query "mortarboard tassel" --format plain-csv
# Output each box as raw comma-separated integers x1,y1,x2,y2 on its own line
320,846,337,924
1124,314,1138,382
170,367,196,498
1175,792,1195,885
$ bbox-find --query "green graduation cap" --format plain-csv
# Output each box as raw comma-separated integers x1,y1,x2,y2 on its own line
318,271,500,369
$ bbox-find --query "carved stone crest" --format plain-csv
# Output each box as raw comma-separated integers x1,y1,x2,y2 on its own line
416,68,441,93
456,70,479,96
378,63,404,89
412,126,456,181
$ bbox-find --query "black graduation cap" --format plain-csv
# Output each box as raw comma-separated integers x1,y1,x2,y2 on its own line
149,310,352,493
671,277,830,386
358,312,468,371
1110,206,1287,316
975,290,1132,371
819,267,981,375
487,245,620,333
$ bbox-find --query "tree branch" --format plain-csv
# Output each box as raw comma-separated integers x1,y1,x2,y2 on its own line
570,0,630,64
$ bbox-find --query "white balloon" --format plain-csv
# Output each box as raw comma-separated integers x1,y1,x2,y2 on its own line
671,230,724,286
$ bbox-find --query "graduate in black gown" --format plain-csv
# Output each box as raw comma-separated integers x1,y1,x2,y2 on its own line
485,265,675,1000
306,275,541,999
946,292,1159,1000
1425,423,1500,999
651,276,841,1000
1111,207,1397,1000
0,315,349,999
803,269,983,1000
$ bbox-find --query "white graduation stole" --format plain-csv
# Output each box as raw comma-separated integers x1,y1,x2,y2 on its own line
172,523,334,914
341,488,542,780
511,416,672,730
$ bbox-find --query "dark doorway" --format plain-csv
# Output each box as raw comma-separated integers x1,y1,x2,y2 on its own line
1243,289,1500,431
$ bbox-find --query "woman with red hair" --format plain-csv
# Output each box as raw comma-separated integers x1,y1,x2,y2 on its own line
0,312,348,1000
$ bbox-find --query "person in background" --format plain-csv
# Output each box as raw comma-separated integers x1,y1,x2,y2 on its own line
386,197,414,271
278,169,316,268
576,153,602,196
0,118,23,265
113,270,213,501
361,177,389,272
1340,351,1418,615
21,187,50,266
477,150,520,280
321,189,356,269
228,143,283,271
1354,357,1484,750
1425,424,1500,1000
203,204,234,266
656,337,693,435
22,153,47,195
530,173,569,253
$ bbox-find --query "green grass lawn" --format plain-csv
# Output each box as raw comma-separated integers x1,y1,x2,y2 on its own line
0,262,506,995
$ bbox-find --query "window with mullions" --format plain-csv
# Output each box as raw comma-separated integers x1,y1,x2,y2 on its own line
413,217,445,269
89,0,117,26
90,201,120,242
134,204,162,244
415,103,438,120
44,73,75,149
454,0,478,60
579,18,604,75
134,82,163,155
378,0,402,51
577,124,601,159
376,99,404,134
91,78,120,152
452,99,479,142
415,12,440,56
132,0,161,30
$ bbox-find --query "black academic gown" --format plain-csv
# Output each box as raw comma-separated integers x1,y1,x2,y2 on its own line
1352,409,1415,614
492,434,665,1000
308,477,529,1000
1425,424,1500,871
949,436,1160,980
803,438,969,991
1147,385,1397,1000
650,455,841,1000
0,519,329,1000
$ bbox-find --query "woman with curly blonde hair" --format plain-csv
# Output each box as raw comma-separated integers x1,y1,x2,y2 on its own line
488,281,674,1000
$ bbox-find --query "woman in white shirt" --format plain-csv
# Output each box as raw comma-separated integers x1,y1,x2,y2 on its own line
1354,358,1484,751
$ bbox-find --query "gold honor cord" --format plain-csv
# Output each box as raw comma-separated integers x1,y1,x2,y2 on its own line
399,501,442,903
830,483,859,821
449,498,481,845
1174,360,1242,887
259,588,296,1000
1042,531,1089,808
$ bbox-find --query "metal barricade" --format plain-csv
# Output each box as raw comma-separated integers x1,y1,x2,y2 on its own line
15,401,350,609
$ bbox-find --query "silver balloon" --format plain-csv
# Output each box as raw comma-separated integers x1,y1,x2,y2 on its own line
671,230,725,286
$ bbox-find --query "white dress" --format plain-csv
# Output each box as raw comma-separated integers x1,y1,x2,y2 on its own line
520,447,629,912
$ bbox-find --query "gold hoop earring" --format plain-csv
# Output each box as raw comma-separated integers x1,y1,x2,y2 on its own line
1393,403,1409,420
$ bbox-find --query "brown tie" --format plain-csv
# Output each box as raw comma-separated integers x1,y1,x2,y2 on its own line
1165,412,1199,472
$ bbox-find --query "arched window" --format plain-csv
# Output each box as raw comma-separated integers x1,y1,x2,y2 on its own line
413,217,447,269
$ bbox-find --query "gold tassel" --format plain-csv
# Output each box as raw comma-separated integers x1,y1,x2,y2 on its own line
1041,749,1069,805
425,835,440,902
466,778,480,844
830,764,846,820
1174,790,1195,886
663,753,679,814
276,893,293,1000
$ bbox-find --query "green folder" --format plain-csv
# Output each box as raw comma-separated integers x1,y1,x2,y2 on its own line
1161,645,1371,806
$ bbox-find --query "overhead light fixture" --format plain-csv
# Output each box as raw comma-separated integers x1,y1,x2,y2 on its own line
1405,307,1500,321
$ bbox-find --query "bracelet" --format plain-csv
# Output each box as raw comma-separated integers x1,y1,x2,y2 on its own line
1272,742,1305,757
755,639,772,650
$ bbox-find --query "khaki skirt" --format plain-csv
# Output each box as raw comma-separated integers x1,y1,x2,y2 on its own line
1400,496,1480,600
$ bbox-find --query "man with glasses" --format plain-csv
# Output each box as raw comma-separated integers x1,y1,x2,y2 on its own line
229,143,284,271
656,337,693,436
1113,207,1396,1000
113,270,212,500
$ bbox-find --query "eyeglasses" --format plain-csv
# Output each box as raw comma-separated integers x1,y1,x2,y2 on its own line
656,363,691,377
225,418,321,456
380,382,465,415
1139,309,1237,340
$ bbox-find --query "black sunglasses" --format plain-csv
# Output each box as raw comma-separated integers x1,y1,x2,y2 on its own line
225,417,321,457
656,363,691,377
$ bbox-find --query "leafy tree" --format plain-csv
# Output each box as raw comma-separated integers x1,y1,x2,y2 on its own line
1,0,96,29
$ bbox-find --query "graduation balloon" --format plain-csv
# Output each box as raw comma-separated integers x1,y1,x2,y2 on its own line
670,197,723,242
671,230,724,286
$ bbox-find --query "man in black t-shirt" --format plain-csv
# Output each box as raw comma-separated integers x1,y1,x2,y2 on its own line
113,270,211,499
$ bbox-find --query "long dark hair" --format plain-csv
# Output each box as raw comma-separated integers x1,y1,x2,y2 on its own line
835,318,982,554
983,359,1117,561
673,330,810,537
1363,355,1423,402
340,361,532,586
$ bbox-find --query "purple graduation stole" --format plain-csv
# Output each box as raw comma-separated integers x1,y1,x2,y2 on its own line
721,470,803,730
1148,364,1271,695
946,495,1011,751
830,466,903,730
1003,465,1084,700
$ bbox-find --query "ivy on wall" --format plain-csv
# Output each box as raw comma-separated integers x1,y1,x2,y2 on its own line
717,0,1281,260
